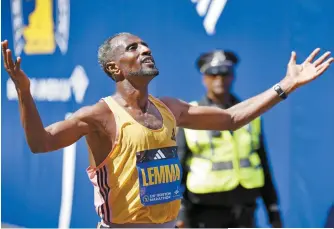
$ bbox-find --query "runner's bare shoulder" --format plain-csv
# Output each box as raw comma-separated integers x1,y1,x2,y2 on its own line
71,100,115,134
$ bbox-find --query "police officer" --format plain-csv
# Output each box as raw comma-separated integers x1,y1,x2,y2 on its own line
176,50,283,228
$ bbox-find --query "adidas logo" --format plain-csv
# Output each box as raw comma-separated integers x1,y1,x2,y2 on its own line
191,0,228,35
153,150,166,160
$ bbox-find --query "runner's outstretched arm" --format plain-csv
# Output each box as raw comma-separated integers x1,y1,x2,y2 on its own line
162,48,333,131
2,40,99,153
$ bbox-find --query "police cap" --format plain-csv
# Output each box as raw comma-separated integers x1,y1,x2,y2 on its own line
196,50,239,76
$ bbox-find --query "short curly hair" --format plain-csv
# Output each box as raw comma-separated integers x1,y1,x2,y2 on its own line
97,32,132,80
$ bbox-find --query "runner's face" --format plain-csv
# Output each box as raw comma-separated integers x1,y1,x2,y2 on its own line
113,35,159,80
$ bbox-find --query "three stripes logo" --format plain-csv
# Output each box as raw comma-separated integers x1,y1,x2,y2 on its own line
153,149,167,160
191,0,228,35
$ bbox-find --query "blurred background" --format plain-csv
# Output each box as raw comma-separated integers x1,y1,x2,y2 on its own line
1,0,334,228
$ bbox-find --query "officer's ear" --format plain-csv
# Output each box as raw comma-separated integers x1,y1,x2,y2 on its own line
202,74,211,89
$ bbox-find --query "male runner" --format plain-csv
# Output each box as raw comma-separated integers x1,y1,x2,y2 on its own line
1,33,332,228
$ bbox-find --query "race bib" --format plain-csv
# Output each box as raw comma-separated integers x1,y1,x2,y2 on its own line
136,146,184,206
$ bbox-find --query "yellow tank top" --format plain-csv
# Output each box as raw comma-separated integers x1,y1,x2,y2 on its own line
87,95,182,225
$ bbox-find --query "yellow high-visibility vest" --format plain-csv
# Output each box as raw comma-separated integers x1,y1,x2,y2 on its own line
184,101,264,194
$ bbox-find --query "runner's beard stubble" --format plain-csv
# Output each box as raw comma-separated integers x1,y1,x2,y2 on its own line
128,67,159,78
